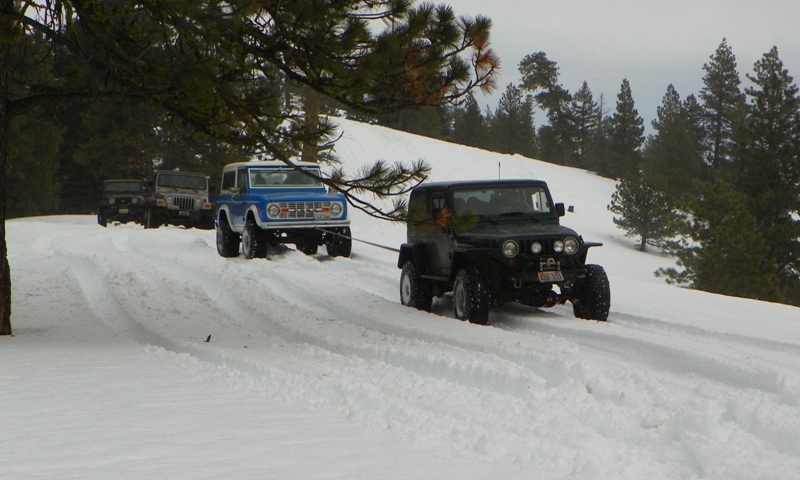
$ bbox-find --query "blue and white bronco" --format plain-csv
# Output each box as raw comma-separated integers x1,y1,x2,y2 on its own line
214,161,352,258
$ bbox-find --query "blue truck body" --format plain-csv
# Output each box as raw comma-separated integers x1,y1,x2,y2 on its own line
214,161,352,258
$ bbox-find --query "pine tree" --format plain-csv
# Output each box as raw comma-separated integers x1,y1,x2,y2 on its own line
643,85,706,202
608,172,680,252
452,93,487,148
518,51,574,165
732,46,800,303
700,38,745,174
489,83,537,157
657,179,783,301
609,79,644,178
570,81,599,169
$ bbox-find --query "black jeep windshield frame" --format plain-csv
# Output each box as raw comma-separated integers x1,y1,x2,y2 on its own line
451,185,554,217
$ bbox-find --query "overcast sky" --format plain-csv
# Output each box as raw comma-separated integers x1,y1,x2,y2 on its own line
445,0,800,133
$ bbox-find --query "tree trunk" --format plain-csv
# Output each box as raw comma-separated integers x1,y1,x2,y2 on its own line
1,0,14,335
301,87,321,163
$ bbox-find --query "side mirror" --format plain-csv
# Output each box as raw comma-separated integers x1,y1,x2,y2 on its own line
555,202,565,217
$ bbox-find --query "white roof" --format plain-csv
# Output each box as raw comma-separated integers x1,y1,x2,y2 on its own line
223,161,321,170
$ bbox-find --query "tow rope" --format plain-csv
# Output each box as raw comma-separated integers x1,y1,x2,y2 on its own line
316,228,400,253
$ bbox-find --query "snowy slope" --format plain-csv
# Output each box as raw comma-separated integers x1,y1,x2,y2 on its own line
3,118,800,480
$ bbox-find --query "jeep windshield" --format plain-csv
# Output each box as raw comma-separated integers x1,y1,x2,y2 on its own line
104,181,143,194
157,173,207,190
248,167,323,188
452,185,553,217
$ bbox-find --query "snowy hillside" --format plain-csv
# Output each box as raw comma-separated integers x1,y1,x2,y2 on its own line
4,118,800,479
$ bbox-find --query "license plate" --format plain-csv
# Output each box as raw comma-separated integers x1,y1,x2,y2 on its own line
538,271,564,282
314,212,331,221
179,210,190,216
119,208,128,214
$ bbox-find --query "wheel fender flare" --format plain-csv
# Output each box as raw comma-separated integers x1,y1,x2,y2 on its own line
397,244,429,273
216,206,239,232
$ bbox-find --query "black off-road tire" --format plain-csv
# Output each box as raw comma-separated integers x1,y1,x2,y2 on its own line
325,227,352,258
572,264,610,321
400,260,433,311
143,208,160,230
296,240,319,255
97,210,107,227
242,216,267,259
453,268,490,325
216,214,241,258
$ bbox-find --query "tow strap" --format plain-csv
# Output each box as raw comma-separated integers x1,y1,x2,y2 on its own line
316,228,400,253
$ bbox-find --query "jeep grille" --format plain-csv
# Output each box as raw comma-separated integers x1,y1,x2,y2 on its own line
520,239,559,255
276,201,331,219
173,196,196,210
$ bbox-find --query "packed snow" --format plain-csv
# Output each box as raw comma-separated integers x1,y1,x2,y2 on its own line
4,118,800,479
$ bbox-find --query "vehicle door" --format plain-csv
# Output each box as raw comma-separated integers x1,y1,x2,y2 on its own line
226,167,249,229
427,191,453,277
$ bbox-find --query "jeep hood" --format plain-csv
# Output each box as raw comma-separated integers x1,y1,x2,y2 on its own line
459,221,579,241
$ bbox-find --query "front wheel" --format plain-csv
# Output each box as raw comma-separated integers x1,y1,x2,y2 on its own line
241,216,267,259
400,260,433,311
453,268,489,325
571,264,610,321
325,227,352,258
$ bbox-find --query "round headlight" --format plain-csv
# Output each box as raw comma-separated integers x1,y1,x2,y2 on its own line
165,196,174,206
502,240,519,258
564,237,579,255
195,198,203,208
530,242,543,254
553,240,564,253
131,197,139,205
108,198,116,205
267,204,281,217
331,202,343,217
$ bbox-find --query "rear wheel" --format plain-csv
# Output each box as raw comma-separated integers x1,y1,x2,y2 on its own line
143,208,160,229
242,216,267,259
296,239,319,255
453,268,489,325
97,209,107,227
400,260,433,311
216,214,241,258
571,264,610,321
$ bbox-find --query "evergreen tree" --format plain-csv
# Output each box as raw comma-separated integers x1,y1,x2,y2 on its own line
643,85,706,202
657,179,783,301
570,81,599,169
489,83,537,157
452,93,487,148
608,79,644,178
6,107,65,218
518,51,574,164
608,171,680,252
700,38,745,173
732,46,800,303
589,93,614,177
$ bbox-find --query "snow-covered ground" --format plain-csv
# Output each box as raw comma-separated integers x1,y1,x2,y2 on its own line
4,118,800,479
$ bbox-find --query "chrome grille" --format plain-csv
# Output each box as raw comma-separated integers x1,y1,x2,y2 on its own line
278,201,331,219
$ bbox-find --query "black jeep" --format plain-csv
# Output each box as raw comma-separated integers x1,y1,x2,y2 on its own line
97,179,146,227
397,179,610,324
